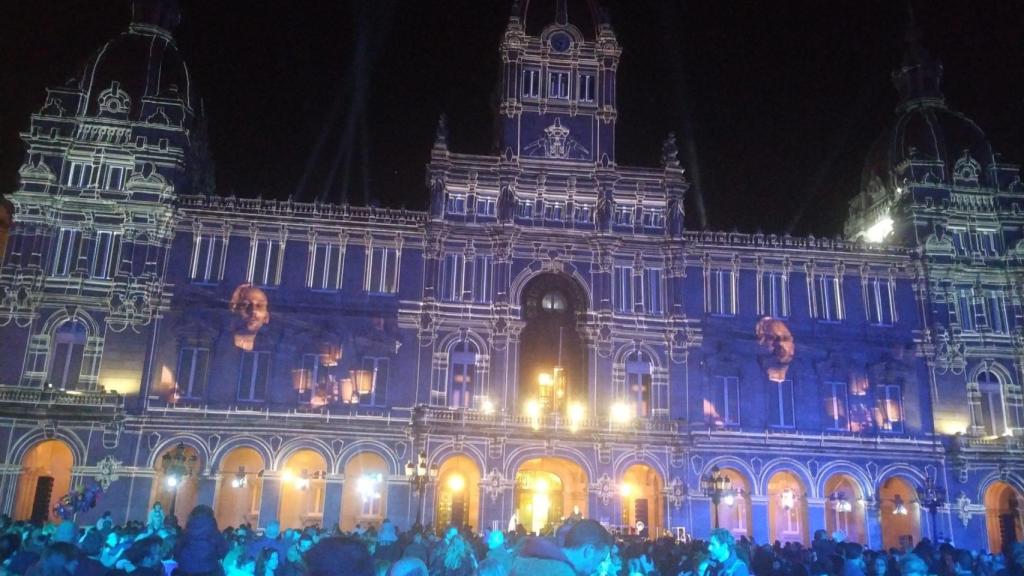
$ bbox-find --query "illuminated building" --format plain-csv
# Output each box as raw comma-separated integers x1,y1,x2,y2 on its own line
0,0,1021,551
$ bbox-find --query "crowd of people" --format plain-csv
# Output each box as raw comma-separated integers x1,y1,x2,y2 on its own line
0,503,1021,576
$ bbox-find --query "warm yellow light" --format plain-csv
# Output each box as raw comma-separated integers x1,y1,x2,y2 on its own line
282,469,294,483
568,402,585,433
936,418,970,436
534,478,549,493
862,216,894,243
610,402,632,424
481,399,495,414
447,474,466,492
538,373,553,387
619,483,634,498
525,399,541,430
101,376,141,395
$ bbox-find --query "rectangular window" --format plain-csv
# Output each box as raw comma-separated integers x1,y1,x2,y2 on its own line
359,473,384,517
989,291,1010,334
548,71,570,99
769,379,796,428
446,194,466,215
710,375,740,426
958,289,976,332
472,255,492,303
237,351,270,402
308,243,344,291
543,202,564,221
248,239,282,287
760,272,790,318
614,265,633,313
297,354,321,402
106,166,125,190
578,73,596,102
641,209,665,228
66,162,95,188
190,235,224,284
814,274,844,321
708,268,736,316
441,253,465,302
950,229,967,255
52,228,80,276
517,201,533,219
90,231,121,279
645,268,663,315
878,384,903,432
366,246,399,293
476,197,496,217
826,381,849,430
574,205,591,224
867,277,895,325
175,348,209,399
361,356,388,406
615,206,634,226
522,69,541,99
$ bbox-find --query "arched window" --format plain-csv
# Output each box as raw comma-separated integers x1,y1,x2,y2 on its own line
49,321,87,390
976,370,1007,436
625,351,652,418
448,341,479,409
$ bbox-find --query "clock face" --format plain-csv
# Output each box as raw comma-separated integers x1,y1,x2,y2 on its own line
550,32,572,53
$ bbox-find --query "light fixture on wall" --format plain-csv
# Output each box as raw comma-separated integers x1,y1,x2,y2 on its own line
830,491,852,513
779,488,797,511
892,494,908,515
231,466,248,488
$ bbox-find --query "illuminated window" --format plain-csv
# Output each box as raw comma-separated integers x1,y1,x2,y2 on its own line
190,234,224,284
614,266,633,313
441,253,465,302
360,356,388,406
66,162,95,188
471,256,491,303
759,271,789,318
476,197,496,217
90,231,121,279
106,166,126,190
548,71,570,99
826,381,849,431
614,206,634,226
308,243,344,291
574,204,591,224
641,209,665,228
541,290,566,312
711,375,740,426
578,73,596,102
51,228,80,276
175,348,209,399
49,321,86,390
446,194,466,215
296,354,323,402
975,371,1005,436
448,341,478,409
707,268,736,316
957,288,978,332
517,201,534,219
769,379,795,428
543,202,565,221
365,246,399,293
358,473,384,517
238,351,270,402
522,69,541,99
878,383,903,432
867,277,895,326
248,239,282,287
814,274,844,321
988,291,1010,334
625,351,652,418
645,269,663,315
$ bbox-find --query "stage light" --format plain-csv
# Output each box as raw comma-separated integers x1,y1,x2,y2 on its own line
610,402,632,424
447,474,466,493
568,402,584,432
862,216,894,243
481,399,495,414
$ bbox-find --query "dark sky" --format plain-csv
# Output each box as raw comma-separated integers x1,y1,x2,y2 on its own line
2,1,1021,236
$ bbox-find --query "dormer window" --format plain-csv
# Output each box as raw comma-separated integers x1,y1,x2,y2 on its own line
578,73,595,103
522,69,541,99
548,71,570,99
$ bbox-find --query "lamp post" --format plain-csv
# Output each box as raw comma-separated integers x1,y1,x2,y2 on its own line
405,450,438,527
829,491,852,532
161,442,197,518
701,466,733,529
917,476,946,542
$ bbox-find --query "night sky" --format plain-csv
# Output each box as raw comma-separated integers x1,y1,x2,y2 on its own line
2,1,1021,236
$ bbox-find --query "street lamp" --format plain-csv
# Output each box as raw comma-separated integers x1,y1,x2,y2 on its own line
701,466,734,529
829,491,852,531
917,476,946,542
405,450,438,527
161,442,197,518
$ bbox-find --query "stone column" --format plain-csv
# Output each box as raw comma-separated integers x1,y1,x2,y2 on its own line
689,496,712,540
750,495,770,544
258,471,282,529
321,475,343,530
864,501,882,549
806,497,827,539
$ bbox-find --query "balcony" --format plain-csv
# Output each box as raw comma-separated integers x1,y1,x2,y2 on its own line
0,386,124,410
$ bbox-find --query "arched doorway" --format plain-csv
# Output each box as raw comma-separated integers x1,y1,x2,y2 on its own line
278,450,327,530
341,452,388,531
215,447,265,529
879,476,921,550
151,443,201,523
514,457,588,535
518,274,588,413
620,464,664,536
713,468,751,539
767,470,808,545
823,474,866,544
14,440,74,523
435,455,482,531
985,481,1024,553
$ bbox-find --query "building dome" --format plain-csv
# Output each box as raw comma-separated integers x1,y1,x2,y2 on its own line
76,0,194,122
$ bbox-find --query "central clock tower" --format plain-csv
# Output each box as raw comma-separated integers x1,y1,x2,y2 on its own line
498,0,620,165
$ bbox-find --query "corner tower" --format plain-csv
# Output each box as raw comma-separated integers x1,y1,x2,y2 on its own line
498,0,620,164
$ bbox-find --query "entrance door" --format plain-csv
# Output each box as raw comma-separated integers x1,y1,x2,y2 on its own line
30,476,54,525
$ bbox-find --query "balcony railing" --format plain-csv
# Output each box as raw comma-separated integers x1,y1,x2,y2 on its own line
0,387,124,409
414,405,680,434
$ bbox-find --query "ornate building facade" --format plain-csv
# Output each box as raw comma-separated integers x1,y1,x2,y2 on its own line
0,0,1021,551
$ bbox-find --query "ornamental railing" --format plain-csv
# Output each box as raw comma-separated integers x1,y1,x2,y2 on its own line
0,386,124,409
414,405,680,434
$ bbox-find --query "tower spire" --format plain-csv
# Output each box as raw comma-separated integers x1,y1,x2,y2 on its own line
555,0,568,25
892,0,944,108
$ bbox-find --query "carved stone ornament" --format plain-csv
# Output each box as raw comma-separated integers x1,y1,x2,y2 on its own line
955,492,972,527
94,456,122,489
953,150,981,182
523,117,591,160
666,477,687,509
594,473,616,506
483,468,505,502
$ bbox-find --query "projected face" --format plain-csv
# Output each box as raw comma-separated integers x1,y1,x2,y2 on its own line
230,283,270,350
755,316,795,381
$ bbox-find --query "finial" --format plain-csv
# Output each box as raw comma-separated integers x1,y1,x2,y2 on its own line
434,114,449,149
662,133,681,168
556,0,568,25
